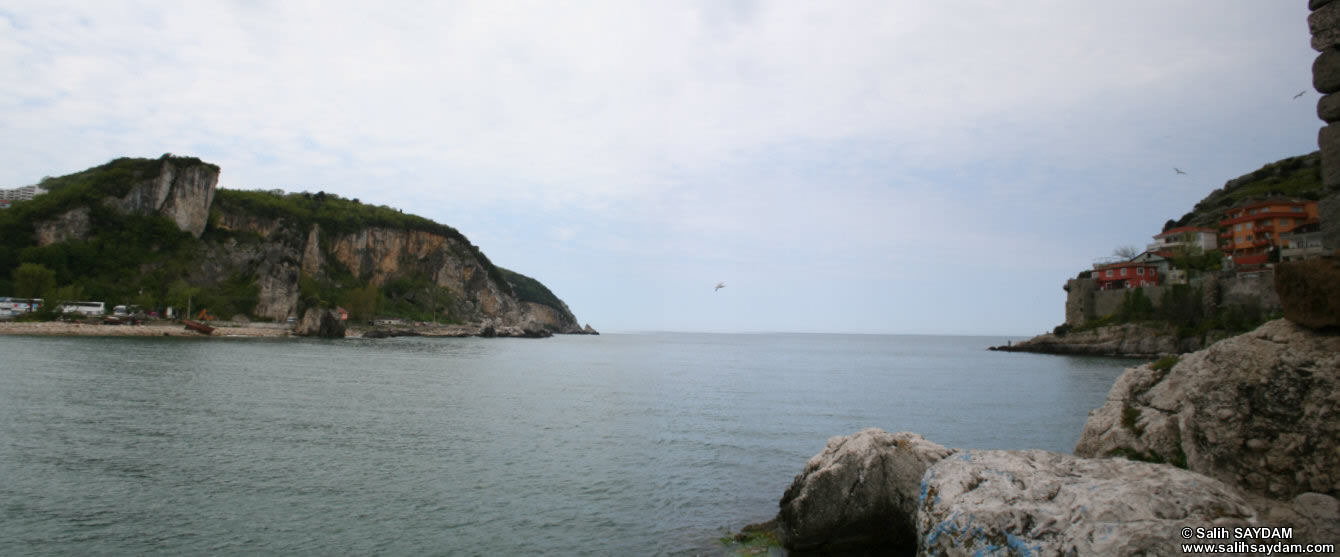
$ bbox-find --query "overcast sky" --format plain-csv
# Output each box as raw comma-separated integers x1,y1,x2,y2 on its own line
0,1,1322,335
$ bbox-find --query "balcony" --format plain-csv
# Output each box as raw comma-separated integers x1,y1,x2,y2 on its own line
1220,209,1308,226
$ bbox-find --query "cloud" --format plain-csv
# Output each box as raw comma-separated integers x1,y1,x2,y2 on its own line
0,1,1321,333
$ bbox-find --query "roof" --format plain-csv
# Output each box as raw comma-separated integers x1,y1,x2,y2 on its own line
1222,197,1314,215
1094,260,1159,271
1155,226,1216,238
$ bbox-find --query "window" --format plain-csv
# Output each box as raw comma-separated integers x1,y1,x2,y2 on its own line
1106,270,1113,277
1292,206,1303,213
1235,224,1242,231
1120,268,1127,276
1137,268,1144,275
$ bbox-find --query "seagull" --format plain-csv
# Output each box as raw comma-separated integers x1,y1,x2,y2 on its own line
1173,168,1186,175
1294,90,1307,100
714,282,726,292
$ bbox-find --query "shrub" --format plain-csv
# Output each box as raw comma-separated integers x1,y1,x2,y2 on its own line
1150,355,1179,372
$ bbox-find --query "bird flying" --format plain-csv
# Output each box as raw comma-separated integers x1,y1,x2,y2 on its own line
714,282,726,292
1173,168,1186,175
1294,90,1307,100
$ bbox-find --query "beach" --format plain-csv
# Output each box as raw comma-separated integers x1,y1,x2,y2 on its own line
0,320,292,338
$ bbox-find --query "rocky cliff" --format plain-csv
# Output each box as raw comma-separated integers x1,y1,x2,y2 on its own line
990,321,1213,358
1,155,590,334
1074,318,1340,501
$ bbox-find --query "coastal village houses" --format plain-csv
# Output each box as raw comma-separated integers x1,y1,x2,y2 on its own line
1092,197,1328,290
1218,198,1319,267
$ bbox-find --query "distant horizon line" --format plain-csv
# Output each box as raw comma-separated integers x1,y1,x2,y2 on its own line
586,328,1037,338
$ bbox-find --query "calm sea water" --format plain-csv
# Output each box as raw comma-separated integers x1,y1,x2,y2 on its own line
0,333,1133,555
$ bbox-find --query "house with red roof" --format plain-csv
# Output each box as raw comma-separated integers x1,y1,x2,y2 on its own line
1093,260,1159,290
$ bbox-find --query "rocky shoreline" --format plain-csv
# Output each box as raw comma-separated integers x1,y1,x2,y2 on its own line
726,318,1339,555
987,321,1237,359
0,321,291,338
0,319,599,339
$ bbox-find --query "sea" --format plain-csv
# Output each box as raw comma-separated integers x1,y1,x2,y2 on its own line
0,332,1136,556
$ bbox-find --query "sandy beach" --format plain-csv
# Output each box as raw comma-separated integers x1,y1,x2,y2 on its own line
0,321,293,338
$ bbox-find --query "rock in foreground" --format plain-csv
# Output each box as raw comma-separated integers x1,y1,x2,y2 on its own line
1275,258,1340,329
778,429,953,554
917,450,1258,556
1074,319,1340,501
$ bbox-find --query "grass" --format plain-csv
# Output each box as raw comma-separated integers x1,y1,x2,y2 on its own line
1150,355,1179,372
1120,406,1144,436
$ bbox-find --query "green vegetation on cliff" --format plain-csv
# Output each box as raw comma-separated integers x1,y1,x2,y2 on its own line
1163,151,1335,231
499,267,567,315
0,157,206,307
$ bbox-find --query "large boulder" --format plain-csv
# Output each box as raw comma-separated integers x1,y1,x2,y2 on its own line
294,308,346,338
916,450,1259,556
778,429,953,554
1075,319,1340,501
1275,258,1340,329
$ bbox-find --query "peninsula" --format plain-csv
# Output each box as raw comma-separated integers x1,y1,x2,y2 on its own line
0,155,596,338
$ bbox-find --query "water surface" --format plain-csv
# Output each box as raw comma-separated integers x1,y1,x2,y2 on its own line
0,333,1133,555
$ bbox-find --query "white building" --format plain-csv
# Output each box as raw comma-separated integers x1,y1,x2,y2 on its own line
1147,226,1218,253
0,184,45,201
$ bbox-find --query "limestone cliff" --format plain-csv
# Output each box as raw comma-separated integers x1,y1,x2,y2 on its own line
3,155,590,334
204,191,587,332
111,157,219,237
31,155,220,244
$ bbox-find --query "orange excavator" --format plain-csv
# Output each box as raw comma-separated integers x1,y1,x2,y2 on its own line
196,308,217,321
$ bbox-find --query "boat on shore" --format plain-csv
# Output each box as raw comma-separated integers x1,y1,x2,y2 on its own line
182,320,215,336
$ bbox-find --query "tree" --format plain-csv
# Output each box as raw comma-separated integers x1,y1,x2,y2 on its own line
1169,232,1203,272
165,279,200,317
13,263,56,308
343,283,379,323
47,284,87,313
1112,245,1140,260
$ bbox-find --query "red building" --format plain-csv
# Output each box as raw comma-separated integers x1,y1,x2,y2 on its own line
1094,261,1159,289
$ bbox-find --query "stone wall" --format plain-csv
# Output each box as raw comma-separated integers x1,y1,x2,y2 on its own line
1062,274,1280,325
1221,273,1282,313
1322,194,1340,254
1063,278,1096,326
1091,284,1168,319
1312,1,1340,187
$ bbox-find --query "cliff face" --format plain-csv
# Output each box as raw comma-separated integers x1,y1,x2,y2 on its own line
112,158,219,237
33,157,220,245
209,207,584,331
9,155,587,333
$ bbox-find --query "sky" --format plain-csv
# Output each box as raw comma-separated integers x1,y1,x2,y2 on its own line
0,1,1324,335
